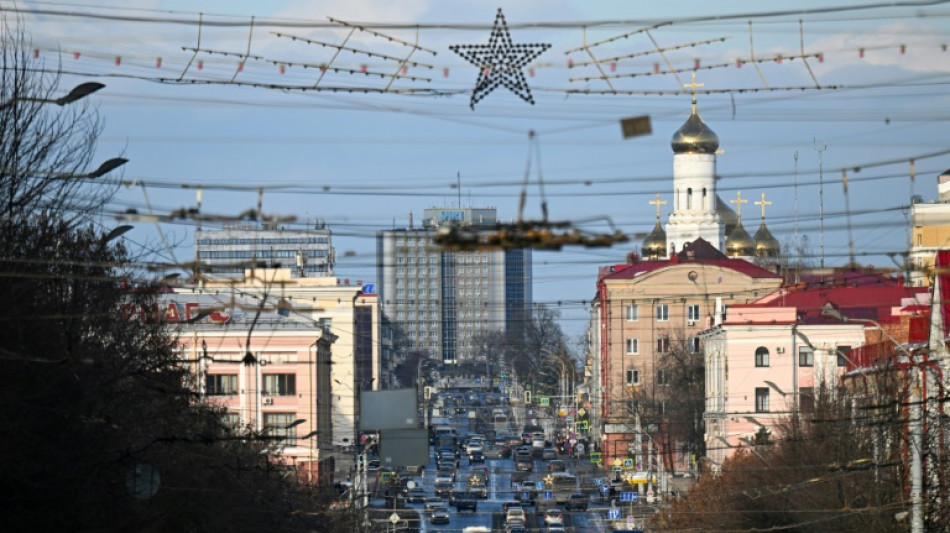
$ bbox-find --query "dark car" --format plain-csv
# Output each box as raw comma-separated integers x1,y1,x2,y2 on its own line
434,481,453,498
406,486,426,503
468,449,485,463
455,493,477,512
546,459,567,472
515,455,533,472
565,492,589,511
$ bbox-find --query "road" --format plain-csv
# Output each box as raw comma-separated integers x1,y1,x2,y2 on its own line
401,398,614,533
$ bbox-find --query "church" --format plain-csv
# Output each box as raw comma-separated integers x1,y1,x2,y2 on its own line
589,84,784,484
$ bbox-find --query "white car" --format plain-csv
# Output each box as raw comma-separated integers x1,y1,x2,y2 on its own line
506,507,526,522
465,439,485,455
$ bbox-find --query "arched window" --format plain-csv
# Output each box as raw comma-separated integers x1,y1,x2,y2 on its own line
687,187,693,209
703,187,708,209
755,347,770,367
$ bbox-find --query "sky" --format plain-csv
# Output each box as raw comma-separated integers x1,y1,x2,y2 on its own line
9,0,950,341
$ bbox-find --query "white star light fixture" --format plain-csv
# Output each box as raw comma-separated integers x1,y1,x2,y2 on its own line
449,8,550,109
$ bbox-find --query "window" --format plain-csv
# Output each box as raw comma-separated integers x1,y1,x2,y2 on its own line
689,336,701,354
263,373,296,396
626,304,639,322
206,374,238,395
626,369,641,385
688,304,700,322
626,338,639,355
755,388,770,412
657,370,669,386
319,317,332,332
656,304,669,322
836,345,851,367
798,346,814,367
264,413,297,446
800,387,815,412
222,412,241,432
656,336,670,354
755,347,770,367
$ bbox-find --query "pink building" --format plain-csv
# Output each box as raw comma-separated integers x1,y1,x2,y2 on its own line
151,284,340,486
702,271,929,469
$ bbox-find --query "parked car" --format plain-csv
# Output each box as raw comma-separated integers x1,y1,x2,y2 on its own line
565,492,589,511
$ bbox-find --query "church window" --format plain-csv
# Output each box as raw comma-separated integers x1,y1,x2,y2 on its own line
687,188,692,209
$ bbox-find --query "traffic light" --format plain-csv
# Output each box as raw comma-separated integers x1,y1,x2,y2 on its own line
524,391,532,404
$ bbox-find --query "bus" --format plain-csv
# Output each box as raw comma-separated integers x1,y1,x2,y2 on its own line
493,412,509,433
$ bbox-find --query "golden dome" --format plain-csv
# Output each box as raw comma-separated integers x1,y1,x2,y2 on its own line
725,221,754,257
642,221,667,260
671,108,719,154
754,221,781,258
716,195,737,236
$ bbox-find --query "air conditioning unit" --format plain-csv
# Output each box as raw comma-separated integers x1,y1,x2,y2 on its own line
687,320,696,326
776,347,785,354
263,397,274,405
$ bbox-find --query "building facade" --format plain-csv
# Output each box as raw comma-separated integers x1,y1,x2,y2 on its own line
376,207,532,366
701,271,929,468
152,291,336,485
168,268,378,480
195,222,334,279
592,240,784,478
909,169,950,287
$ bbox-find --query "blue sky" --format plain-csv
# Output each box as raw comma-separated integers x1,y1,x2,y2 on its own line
12,0,950,340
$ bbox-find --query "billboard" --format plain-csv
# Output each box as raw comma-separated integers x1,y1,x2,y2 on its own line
359,389,418,430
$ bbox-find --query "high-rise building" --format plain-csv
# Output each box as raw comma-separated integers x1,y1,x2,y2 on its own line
377,207,532,365
909,169,950,286
195,221,334,278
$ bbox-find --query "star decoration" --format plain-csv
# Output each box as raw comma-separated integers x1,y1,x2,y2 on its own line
449,8,550,109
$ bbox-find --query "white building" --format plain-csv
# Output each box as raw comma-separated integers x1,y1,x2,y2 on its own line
195,222,334,279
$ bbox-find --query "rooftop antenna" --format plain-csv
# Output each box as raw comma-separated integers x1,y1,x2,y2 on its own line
813,139,827,269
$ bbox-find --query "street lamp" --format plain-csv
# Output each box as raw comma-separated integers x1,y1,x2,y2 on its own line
0,81,105,110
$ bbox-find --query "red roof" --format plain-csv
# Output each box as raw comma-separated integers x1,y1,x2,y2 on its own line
752,271,928,324
599,238,781,282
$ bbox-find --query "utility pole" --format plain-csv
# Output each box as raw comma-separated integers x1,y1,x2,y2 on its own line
813,139,827,268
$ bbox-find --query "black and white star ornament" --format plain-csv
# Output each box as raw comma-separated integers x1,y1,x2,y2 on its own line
449,8,551,109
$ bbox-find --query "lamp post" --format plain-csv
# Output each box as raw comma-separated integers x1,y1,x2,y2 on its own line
0,81,105,110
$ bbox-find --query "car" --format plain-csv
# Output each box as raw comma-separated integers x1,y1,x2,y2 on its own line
465,439,485,455
543,508,565,526
502,501,522,512
546,460,567,472
506,527,526,533
532,437,546,449
504,517,526,531
565,492,589,511
406,486,426,503
545,527,566,533
484,444,509,459
434,481,454,498
437,465,456,481
455,493,477,512
424,498,447,514
468,449,485,463
469,481,488,499
505,507,526,522
515,455,533,472
430,508,451,524
542,447,557,460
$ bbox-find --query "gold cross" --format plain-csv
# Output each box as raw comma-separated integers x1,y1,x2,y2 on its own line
730,191,747,220
682,72,704,108
648,193,667,220
754,193,772,220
